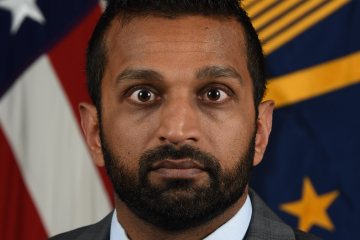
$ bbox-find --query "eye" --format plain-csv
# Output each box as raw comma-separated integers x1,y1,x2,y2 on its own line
203,89,229,102
129,89,156,102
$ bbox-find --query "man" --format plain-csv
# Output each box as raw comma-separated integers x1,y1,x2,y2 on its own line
49,0,321,239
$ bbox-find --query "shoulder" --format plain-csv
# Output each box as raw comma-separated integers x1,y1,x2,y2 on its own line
293,228,323,240
246,189,323,240
47,225,91,240
47,211,114,240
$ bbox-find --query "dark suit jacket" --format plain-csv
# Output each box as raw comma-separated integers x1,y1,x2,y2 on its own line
48,188,322,240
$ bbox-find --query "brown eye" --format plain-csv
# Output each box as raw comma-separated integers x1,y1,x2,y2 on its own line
129,89,155,102
138,90,151,102
203,89,229,102
207,90,220,101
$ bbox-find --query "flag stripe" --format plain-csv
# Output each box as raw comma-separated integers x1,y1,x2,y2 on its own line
252,0,302,30
47,5,114,206
242,0,257,9
258,0,323,41
0,125,48,240
0,54,112,237
263,0,350,54
264,50,360,108
262,0,329,44
245,0,279,19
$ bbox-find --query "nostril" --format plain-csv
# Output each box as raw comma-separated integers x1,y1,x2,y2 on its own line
159,136,167,141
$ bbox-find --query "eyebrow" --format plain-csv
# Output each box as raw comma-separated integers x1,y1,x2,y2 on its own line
196,66,244,85
115,65,243,86
115,68,165,86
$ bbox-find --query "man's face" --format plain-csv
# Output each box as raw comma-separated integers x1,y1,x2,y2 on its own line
99,15,257,230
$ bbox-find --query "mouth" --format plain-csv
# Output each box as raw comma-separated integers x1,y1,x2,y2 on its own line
150,159,206,179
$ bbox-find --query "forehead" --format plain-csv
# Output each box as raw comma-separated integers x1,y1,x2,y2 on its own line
104,15,249,83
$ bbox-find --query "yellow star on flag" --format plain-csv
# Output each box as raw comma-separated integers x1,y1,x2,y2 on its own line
279,177,339,232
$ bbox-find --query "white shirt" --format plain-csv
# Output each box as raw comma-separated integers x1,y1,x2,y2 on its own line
110,194,252,240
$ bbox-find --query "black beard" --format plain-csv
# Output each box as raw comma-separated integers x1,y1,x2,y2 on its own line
100,128,255,231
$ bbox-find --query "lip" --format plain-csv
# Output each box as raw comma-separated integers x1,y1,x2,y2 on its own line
150,159,206,179
152,159,205,170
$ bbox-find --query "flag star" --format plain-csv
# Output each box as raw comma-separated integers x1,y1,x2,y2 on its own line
99,0,107,12
0,0,45,34
280,177,339,232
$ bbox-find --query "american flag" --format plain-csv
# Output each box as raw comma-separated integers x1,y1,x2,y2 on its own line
1,0,359,239
0,0,113,239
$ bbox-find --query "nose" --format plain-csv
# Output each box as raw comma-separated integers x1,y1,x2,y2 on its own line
156,97,201,145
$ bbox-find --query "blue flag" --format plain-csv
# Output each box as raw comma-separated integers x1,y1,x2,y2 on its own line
248,1,360,239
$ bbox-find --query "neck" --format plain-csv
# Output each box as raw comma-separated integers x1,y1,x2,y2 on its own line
114,187,249,240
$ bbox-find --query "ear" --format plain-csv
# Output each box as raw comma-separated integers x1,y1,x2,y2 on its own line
79,102,105,167
253,100,275,166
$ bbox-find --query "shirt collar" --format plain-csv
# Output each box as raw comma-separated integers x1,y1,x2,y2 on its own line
110,194,252,240
110,209,129,240
203,194,252,240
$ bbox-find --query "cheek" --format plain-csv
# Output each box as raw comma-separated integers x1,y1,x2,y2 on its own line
202,111,254,170
102,107,159,170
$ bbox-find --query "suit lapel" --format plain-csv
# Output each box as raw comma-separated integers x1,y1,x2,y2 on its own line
77,211,113,240
245,189,295,240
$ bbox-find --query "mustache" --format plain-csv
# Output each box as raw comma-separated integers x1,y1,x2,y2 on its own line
138,144,221,176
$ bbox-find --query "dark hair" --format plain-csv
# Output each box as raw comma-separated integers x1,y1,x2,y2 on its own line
86,0,267,117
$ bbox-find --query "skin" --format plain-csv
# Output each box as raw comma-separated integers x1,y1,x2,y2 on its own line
79,15,274,240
